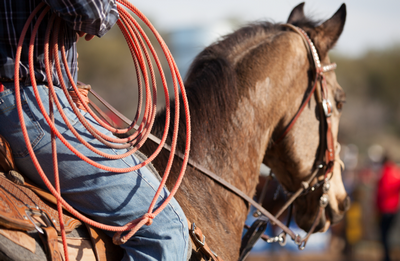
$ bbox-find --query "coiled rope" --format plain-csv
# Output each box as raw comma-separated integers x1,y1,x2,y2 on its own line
14,0,191,259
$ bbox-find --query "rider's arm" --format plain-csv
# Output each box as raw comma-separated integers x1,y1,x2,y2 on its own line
42,0,119,37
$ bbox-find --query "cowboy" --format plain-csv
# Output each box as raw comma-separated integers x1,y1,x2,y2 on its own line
0,0,189,260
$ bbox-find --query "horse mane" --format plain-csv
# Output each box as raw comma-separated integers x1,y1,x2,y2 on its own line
181,23,281,154
154,19,321,159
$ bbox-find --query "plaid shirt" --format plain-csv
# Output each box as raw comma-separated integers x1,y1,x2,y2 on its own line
0,0,118,88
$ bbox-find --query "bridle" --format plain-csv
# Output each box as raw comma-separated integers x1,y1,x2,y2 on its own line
269,24,338,197
239,24,339,259
82,24,339,260
275,24,336,173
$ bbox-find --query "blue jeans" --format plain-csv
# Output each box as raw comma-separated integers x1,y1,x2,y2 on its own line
0,82,189,261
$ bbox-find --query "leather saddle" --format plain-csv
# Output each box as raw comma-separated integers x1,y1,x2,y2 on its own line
0,133,213,261
0,134,123,261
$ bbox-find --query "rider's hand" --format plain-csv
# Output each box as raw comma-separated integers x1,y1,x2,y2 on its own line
77,31,95,41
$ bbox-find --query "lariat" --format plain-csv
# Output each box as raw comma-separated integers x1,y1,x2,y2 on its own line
14,1,191,259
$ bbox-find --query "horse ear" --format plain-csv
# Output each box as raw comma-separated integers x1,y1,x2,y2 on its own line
313,4,346,58
287,2,305,24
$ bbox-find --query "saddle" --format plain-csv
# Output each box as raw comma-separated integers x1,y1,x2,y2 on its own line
0,132,220,261
0,134,123,261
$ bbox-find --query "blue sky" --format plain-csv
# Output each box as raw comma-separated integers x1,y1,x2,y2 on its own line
132,0,400,57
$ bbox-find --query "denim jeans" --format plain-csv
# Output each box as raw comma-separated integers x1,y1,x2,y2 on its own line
0,82,189,261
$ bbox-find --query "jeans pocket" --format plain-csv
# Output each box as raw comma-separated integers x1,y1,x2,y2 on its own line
0,88,44,158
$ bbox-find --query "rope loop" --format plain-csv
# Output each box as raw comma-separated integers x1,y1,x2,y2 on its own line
14,0,191,252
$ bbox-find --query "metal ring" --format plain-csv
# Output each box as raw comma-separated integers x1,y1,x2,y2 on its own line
278,233,287,246
25,211,43,234
323,180,331,193
253,210,262,218
298,241,306,250
319,194,329,208
294,234,302,245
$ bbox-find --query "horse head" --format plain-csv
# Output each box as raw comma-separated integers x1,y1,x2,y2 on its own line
264,3,349,233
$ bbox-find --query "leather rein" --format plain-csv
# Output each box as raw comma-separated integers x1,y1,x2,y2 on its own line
88,24,338,259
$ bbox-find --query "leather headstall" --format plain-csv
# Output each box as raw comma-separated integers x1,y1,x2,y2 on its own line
239,24,339,259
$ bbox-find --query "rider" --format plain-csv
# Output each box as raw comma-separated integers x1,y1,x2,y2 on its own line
0,0,189,260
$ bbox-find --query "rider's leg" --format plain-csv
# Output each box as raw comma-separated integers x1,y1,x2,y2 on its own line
0,83,189,261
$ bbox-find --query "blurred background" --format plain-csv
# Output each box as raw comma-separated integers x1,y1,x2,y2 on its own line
76,1,400,260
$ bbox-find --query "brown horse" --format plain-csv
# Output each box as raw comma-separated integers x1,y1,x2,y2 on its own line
0,2,349,261
140,2,349,260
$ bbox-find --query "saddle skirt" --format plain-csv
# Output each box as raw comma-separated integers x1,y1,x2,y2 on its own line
0,173,81,233
0,133,123,261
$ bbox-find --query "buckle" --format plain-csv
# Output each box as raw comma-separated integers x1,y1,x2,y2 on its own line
322,99,332,117
25,208,54,234
191,223,205,248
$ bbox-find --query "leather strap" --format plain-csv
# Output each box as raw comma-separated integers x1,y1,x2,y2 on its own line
0,134,16,173
86,224,106,261
40,226,64,261
85,224,124,261
188,220,223,261
239,218,268,260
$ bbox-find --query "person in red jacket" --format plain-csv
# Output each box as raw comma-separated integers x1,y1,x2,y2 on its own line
376,155,400,261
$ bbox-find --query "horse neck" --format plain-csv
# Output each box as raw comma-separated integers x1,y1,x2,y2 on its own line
189,80,274,195
184,32,306,196
178,53,302,260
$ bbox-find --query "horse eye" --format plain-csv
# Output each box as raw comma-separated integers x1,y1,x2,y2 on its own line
336,101,344,112
334,89,346,112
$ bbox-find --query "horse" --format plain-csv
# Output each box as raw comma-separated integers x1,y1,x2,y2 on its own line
0,2,349,261
139,2,349,260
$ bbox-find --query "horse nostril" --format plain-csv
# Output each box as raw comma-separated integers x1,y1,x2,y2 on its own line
339,195,351,212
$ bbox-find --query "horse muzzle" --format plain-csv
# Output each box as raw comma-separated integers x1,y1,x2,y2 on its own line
326,194,351,225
